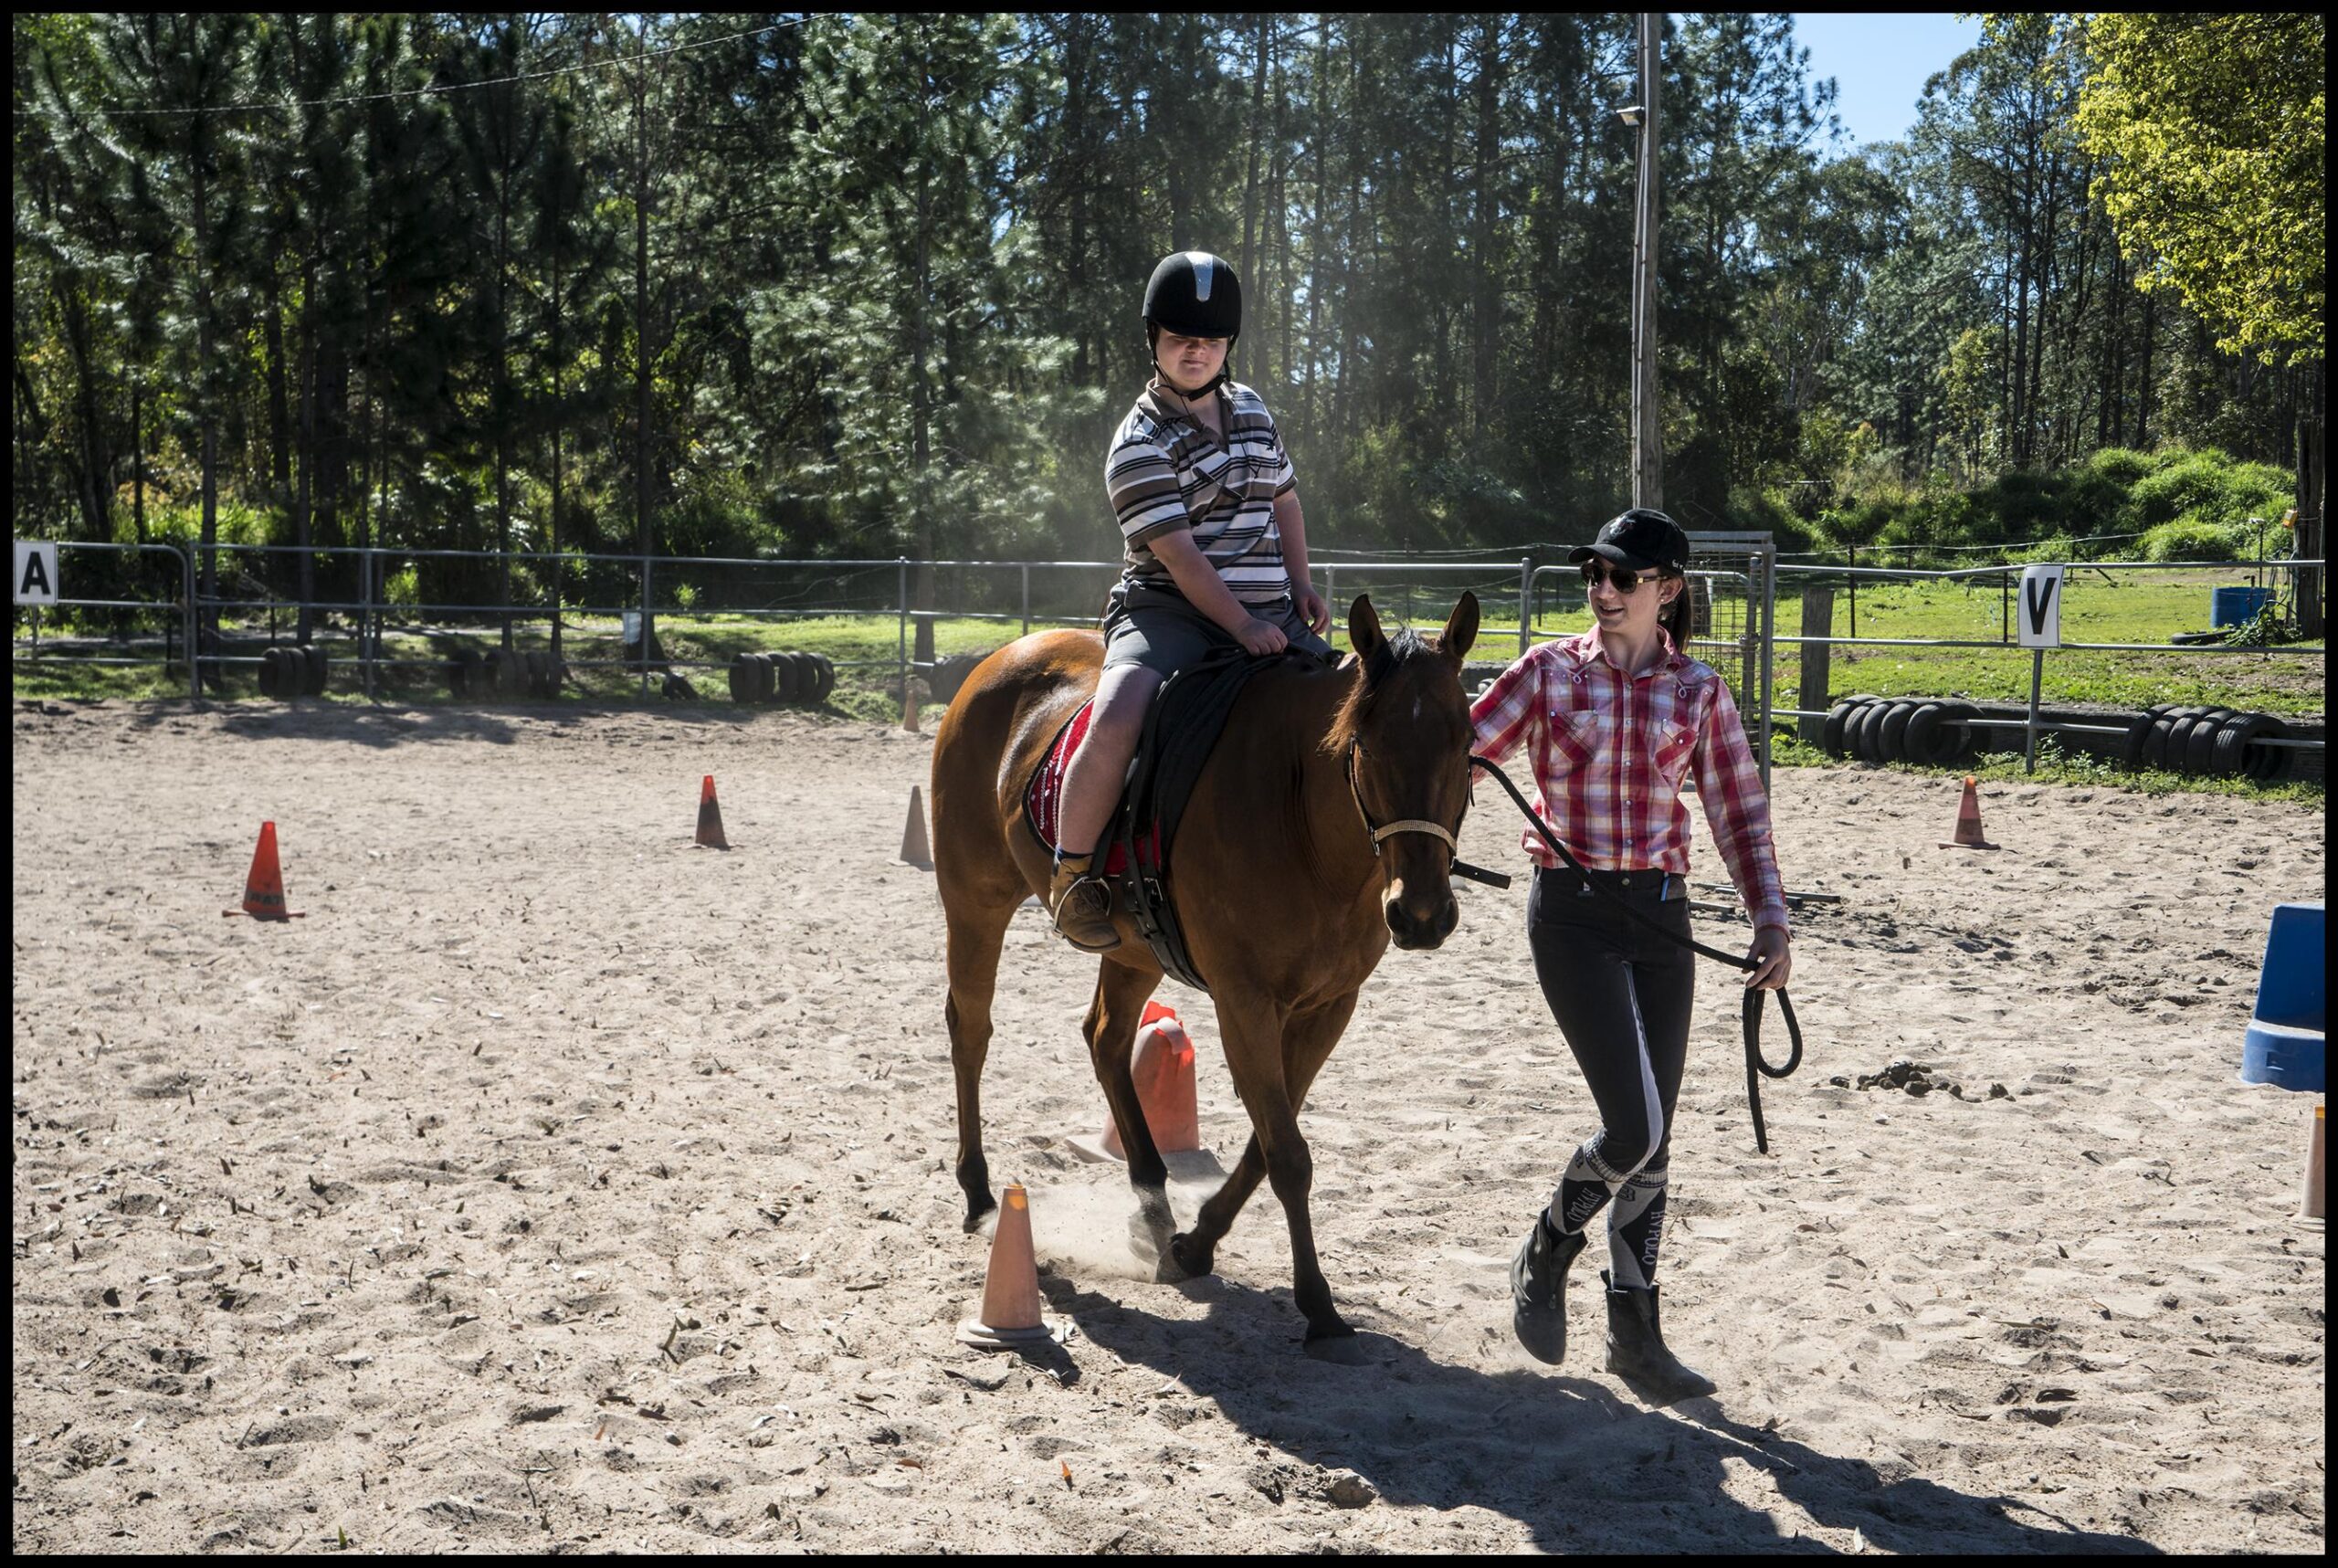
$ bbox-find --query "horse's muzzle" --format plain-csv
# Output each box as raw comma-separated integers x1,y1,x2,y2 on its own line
1383,881,1459,950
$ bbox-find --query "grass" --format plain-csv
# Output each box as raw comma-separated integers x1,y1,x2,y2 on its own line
1757,569,2323,716
13,576,2322,802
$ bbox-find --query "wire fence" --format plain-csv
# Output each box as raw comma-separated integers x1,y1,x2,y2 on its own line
10,536,2322,780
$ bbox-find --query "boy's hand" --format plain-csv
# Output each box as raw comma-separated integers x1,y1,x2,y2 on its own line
1237,617,1290,657
1294,584,1331,635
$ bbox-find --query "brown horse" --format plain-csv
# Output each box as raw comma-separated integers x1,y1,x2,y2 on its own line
931,593,1480,1350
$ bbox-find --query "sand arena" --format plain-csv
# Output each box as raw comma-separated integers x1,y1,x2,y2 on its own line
10,698,2324,1553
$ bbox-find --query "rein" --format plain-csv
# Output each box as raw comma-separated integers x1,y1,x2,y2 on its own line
1469,755,1804,1154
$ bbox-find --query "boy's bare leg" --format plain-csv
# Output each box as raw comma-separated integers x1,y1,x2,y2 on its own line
1048,666,1163,950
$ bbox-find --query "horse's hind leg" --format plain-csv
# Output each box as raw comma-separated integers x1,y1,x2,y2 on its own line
1084,955,1176,1273
944,897,1016,1232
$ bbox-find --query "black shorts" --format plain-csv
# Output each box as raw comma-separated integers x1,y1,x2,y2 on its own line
1100,581,1332,677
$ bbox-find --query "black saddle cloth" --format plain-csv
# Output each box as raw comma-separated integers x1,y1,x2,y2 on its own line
1118,647,1326,992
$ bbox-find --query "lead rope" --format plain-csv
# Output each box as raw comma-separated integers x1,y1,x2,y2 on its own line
1469,755,1804,1154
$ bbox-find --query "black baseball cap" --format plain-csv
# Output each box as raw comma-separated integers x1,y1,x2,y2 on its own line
1568,509,1690,574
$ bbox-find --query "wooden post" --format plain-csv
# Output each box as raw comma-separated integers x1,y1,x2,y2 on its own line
1796,586,1833,746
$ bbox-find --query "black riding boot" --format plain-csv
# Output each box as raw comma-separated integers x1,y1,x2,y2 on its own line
1602,1268,1716,1402
1511,1212,1588,1364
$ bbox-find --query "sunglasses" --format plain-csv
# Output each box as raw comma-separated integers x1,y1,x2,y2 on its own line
1580,562,1665,594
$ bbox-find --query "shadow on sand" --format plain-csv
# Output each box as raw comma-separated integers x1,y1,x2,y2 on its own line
1044,1268,2154,1554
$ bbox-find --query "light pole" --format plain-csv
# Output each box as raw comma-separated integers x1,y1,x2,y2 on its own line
1623,13,1662,511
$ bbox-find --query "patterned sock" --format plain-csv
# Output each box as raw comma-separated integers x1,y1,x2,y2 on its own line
1606,1163,1669,1290
1547,1138,1630,1236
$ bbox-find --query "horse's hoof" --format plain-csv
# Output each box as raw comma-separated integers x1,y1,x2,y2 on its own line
1302,1330,1370,1366
962,1196,996,1234
1168,1232,1216,1279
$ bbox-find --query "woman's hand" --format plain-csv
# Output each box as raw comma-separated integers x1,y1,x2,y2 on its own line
1743,926,1792,990
1236,616,1290,657
1293,584,1331,636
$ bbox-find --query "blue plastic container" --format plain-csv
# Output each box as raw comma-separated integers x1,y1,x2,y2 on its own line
2212,585,2275,627
2239,901,2325,1092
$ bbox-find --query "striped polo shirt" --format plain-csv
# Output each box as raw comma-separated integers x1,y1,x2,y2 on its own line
1106,381,1298,605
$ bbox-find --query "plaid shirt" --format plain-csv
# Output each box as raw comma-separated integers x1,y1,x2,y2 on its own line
1470,626,1790,932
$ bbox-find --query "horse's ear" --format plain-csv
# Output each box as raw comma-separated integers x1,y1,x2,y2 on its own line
1348,595,1385,668
1439,592,1480,662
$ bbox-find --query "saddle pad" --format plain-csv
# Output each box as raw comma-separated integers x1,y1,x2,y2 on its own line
1025,700,1155,876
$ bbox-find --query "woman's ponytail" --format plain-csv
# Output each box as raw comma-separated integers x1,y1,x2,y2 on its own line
1660,573,1694,652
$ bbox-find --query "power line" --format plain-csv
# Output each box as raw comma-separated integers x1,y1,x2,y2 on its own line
13,19,806,121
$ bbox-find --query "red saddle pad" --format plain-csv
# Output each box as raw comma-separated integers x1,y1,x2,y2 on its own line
1026,699,1155,876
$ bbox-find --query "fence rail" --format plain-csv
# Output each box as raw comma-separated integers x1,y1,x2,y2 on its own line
11,539,2323,779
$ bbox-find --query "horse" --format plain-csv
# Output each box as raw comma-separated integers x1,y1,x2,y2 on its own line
930,592,1480,1351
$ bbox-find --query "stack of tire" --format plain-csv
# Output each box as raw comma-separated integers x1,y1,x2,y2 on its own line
728,650,836,707
448,648,564,699
258,645,329,699
2121,702,2293,781
1820,695,1981,767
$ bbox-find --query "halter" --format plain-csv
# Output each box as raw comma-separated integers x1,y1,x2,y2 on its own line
1344,737,1459,857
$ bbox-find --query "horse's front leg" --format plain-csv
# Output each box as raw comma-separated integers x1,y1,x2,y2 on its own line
1174,992,1356,1282
1084,955,1176,1272
1196,989,1355,1346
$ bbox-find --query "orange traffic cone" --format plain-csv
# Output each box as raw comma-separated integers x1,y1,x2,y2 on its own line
222,821,305,920
1101,1003,1203,1159
1939,775,1998,849
899,784,933,870
694,774,730,849
956,1184,1066,1349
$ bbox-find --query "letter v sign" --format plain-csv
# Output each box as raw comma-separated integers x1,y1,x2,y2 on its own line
2017,563,2064,648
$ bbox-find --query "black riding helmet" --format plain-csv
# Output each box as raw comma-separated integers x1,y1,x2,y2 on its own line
1143,250,1241,390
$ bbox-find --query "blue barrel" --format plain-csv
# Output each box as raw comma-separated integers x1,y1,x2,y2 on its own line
2212,585,2274,626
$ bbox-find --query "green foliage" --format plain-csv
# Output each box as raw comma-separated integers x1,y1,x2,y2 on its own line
2075,13,2325,365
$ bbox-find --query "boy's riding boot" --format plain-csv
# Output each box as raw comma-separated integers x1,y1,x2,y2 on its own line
1048,852,1120,953
1601,1268,1716,1402
1511,1211,1588,1364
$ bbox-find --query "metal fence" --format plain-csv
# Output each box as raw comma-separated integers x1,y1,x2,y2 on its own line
1772,557,2325,772
12,536,2321,781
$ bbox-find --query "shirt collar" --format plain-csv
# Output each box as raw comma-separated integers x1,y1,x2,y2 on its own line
1138,379,1229,427
1582,620,1686,679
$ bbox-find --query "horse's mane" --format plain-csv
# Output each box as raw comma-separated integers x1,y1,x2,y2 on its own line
1322,627,1435,757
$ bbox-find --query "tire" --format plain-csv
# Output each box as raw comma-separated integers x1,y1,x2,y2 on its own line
303,645,329,697
1821,700,1861,760
729,654,756,704
2143,705,2209,771
494,648,526,700
2160,710,2235,775
2243,714,2295,782
257,647,284,699
1907,700,1964,771
2210,711,2278,778
789,652,819,705
2181,707,2236,775
1878,700,1920,763
2122,703,2176,768
771,645,808,700
810,653,837,704
1853,700,1891,763
1937,702,1982,766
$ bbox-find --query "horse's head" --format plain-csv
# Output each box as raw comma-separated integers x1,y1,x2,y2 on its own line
1330,592,1480,951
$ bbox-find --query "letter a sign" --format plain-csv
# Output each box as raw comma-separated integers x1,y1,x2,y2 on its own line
2017,563,2064,648
14,541,59,606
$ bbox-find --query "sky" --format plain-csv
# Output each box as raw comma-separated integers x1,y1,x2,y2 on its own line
1787,12,1985,150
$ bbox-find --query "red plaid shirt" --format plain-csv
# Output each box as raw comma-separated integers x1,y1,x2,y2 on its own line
1470,626,1790,932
